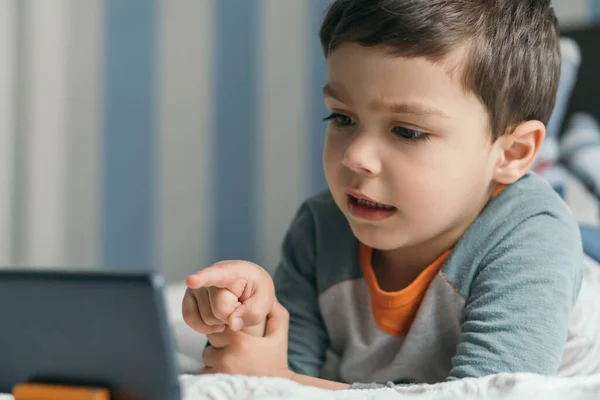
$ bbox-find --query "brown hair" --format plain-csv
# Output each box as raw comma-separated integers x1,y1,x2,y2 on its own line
320,0,561,140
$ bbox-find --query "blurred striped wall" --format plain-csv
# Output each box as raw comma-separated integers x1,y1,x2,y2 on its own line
0,0,597,282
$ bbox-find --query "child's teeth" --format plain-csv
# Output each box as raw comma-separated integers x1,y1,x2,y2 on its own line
357,198,392,209
357,199,371,207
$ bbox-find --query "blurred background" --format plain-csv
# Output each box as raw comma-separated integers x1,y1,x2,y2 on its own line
0,0,599,283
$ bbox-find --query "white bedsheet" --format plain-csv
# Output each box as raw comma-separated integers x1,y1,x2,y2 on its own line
180,372,600,399
3,372,599,400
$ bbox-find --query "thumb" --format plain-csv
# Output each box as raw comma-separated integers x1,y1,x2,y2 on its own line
264,300,289,339
228,294,274,331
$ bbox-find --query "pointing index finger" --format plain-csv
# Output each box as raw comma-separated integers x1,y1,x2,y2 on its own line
185,263,241,290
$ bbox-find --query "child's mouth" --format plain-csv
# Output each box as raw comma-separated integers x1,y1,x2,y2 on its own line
347,195,397,221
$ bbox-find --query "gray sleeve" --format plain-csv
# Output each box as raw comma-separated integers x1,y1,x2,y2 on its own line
448,213,583,380
273,203,329,377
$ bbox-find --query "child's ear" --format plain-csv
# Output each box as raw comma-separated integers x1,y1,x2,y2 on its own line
493,120,546,185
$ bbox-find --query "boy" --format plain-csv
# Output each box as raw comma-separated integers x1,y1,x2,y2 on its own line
182,0,600,390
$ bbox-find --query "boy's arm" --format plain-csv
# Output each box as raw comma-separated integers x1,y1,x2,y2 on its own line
291,374,350,390
448,212,583,379
204,202,344,387
273,202,330,378
345,212,583,390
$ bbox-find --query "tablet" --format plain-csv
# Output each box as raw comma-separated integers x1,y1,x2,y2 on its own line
0,269,181,400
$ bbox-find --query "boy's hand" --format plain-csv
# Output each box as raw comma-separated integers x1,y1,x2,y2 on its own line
182,260,275,335
201,299,294,379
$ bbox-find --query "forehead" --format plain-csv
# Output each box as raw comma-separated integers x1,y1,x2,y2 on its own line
325,43,487,122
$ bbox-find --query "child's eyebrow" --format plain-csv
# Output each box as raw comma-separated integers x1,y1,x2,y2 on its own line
323,83,448,119
370,98,449,119
322,83,347,102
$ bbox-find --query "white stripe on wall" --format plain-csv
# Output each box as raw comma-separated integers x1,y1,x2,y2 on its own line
0,0,16,266
64,0,102,268
157,0,214,282
24,0,69,266
258,0,310,273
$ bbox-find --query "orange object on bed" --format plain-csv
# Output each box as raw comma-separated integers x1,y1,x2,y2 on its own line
12,383,110,400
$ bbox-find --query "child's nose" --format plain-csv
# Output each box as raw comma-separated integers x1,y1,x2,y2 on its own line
342,135,382,176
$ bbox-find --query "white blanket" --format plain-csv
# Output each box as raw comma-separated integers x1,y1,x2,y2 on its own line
3,372,599,400
180,372,600,400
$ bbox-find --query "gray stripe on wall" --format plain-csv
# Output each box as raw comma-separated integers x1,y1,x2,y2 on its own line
103,0,157,270
65,0,102,268
24,0,69,266
0,0,16,265
11,0,30,266
213,0,260,263
258,0,310,273
156,0,214,282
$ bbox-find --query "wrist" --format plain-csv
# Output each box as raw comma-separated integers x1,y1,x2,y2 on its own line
287,370,297,382
288,372,351,390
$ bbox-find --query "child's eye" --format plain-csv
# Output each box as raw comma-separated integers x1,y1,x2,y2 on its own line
392,126,430,142
323,113,355,127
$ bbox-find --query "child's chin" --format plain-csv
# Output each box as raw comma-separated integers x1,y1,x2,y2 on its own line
350,226,407,250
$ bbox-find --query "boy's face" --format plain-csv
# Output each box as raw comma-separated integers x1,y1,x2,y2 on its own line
323,43,502,253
